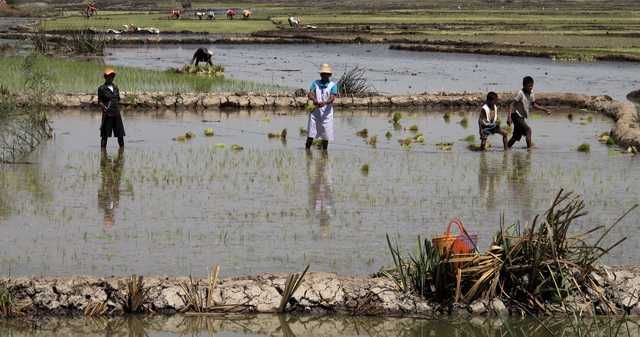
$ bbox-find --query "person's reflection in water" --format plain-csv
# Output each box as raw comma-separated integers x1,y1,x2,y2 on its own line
307,152,335,240
98,148,124,228
478,151,508,210
509,151,534,221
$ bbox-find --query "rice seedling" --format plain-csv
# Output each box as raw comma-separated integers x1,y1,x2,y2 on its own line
185,131,196,139
436,142,453,151
278,264,310,313
172,64,225,78
568,113,574,121
408,124,419,132
299,127,308,137
577,143,590,152
463,135,476,143
398,137,413,147
467,143,483,151
337,66,371,96
367,135,377,147
215,143,226,149
459,117,469,128
361,164,369,176
268,128,287,140
231,144,244,151
443,112,451,123
391,112,402,125
415,135,425,143
383,234,441,297
204,128,214,137
355,128,369,138
385,131,392,139
118,275,150,314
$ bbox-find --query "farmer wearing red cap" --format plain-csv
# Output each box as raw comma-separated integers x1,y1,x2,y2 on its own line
98,68,125,148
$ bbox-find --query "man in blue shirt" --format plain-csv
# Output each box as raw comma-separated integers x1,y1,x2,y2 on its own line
305,64,338,152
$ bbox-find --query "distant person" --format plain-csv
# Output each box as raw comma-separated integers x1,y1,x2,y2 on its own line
191,47,213,66
98,68,125,148
507,76,551,149
305,64,338,152
478,91,508,151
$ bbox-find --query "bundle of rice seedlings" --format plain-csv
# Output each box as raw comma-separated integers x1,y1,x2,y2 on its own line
337,66,371,96
385,131,392,139
577,143,590,152
367,135,377,147
391,112,402,125
408,125,419,132
299,127,308,136
361,164,369,175
355,128,368,138
436,142,453,151
268,129,287,140
173,64,225,78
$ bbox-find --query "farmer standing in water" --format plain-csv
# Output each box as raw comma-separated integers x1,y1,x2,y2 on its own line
98,68,125,148
305,64,338,152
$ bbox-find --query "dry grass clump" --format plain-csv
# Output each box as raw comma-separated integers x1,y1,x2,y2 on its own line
278,265,310,313
385,190,637,314
337,66,372,96
118,275,150,314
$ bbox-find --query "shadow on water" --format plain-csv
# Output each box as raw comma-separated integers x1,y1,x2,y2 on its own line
98,148,125,229
1,314,640,337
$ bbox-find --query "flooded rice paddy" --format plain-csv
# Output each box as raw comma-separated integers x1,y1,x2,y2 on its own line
3,314,640,337
105,44,640,99
0,108,638,277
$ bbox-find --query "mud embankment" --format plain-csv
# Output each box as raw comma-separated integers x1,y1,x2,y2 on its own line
3,267,640,318
24,91,639,148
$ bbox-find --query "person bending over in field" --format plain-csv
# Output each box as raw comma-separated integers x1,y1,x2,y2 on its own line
191,47,213,66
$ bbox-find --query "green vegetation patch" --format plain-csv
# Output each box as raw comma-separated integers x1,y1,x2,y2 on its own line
41,13,275,34
0,56,283,93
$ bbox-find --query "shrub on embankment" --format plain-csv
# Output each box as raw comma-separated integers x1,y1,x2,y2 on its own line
0,56,284,94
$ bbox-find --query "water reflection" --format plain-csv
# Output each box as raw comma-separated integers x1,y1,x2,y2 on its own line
508,151,534,221
307,152,335,240
1,314,640,337
98,148,125,228
478,152,508,210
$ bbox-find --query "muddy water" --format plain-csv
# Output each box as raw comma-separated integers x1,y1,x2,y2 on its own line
1,314,639,337
0,108,638,277
105,44,640,99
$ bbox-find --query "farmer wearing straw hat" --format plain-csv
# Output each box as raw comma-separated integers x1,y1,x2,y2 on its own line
98,68,125,148
305,64,338,151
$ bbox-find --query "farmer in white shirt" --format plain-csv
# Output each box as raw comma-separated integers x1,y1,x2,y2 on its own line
478,91,508,150
305,64,338,152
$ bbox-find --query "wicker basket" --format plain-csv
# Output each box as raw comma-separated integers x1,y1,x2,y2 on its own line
432,218,478,257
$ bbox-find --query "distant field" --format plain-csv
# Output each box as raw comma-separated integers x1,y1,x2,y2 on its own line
40,13,276,34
